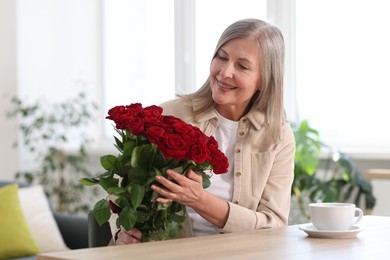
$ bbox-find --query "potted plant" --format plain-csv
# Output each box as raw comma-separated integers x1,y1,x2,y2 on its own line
290,120,376,222
7,92,99,213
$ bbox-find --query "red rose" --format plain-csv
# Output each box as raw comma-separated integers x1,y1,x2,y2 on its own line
145,126,166,144
106,105,125,120
189,138,210,164
106,103,229,175
143,105,163,117
208,136,229,174
182,128,205,145
125,103,143,116
163,115,180,125
173,121,193,136
106,106,128,129
143,105,164,127
158,134,188,161
210,149,229,174
126,116,145,135
162,116,179,134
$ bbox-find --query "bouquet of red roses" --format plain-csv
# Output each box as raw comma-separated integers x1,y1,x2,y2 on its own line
81,103,228,241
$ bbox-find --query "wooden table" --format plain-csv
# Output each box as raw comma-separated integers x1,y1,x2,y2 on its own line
38,215,390,260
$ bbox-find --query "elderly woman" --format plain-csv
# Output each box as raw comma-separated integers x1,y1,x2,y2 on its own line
114,18,295,244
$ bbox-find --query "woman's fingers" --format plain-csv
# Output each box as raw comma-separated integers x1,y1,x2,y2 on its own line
186,169,202,182
115,228,142,245
151,169,205,206
151,169,189,200
151,182,174,201
125,227,142,240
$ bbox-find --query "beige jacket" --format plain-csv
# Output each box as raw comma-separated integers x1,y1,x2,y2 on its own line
161,97,295,235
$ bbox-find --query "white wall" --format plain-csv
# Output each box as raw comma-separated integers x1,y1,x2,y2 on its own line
1,0,103,178
16,0,103,171
17,0,102,103
0,0,18,179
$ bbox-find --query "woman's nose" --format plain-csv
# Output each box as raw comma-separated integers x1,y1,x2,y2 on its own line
219,62,234,78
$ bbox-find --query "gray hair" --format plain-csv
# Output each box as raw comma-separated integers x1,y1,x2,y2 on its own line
183,19,286,142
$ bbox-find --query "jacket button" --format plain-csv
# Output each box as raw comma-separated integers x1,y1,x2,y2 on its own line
235,148,241,153
235,172,241,177
239,131,245,136
233,201,239,204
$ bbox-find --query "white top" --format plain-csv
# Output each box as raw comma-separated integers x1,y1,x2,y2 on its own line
187,111,238,236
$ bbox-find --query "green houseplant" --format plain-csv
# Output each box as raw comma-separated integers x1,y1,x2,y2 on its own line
7,92,99,213
291,120,376,221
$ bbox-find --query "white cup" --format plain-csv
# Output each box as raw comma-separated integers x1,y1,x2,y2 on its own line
309,202,363,230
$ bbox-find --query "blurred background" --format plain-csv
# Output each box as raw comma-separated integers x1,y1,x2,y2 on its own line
1,0,389,218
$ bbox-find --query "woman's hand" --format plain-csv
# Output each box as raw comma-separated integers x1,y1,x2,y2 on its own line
151,169,205,208
152,169,229,228
115,227,142,245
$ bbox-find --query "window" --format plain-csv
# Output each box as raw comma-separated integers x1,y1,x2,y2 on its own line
102,0,175,135
102,1,390,155
296,0,390,155
102,0,267,137
194,0,267,88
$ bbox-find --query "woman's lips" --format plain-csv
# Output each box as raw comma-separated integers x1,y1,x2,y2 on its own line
217,80,237,90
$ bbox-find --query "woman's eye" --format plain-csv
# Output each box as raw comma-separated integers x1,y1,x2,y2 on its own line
216,53,228,61
239,64,249,70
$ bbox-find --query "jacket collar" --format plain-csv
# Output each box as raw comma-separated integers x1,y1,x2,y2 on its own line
245,108,266,131
192,98,265,131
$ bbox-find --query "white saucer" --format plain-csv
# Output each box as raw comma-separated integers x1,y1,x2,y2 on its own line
299,224,363,238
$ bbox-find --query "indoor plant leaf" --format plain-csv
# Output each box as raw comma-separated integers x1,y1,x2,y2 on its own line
79,177,99,186
118,207,138,231
130,184,146,209
100,155,118,171
99,177,119,191
93,199,111,226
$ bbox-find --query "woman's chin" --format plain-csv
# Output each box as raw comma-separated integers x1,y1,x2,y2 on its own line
211,95,227,106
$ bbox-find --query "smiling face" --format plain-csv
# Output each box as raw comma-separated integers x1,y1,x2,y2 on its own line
210,37,261,121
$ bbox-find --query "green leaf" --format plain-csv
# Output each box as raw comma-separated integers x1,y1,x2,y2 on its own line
170,201,184,213
123,140,137,157
153,149,166,168
137,210,148,223
170,213,186,224
100,155,118,171
172,166,184,174
128,166,149,183
130,144,155,167
146,176,156,190
157,201,172,211
116,196,130,208
114,135,123,151
292,120,321,176
107,186,126,195
118,207,138,231
167,220,183,237
151,191,159,202
130,184,146,209
201,173,211,189
79,177,99,186
93,199,111,226
99,177,119,191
